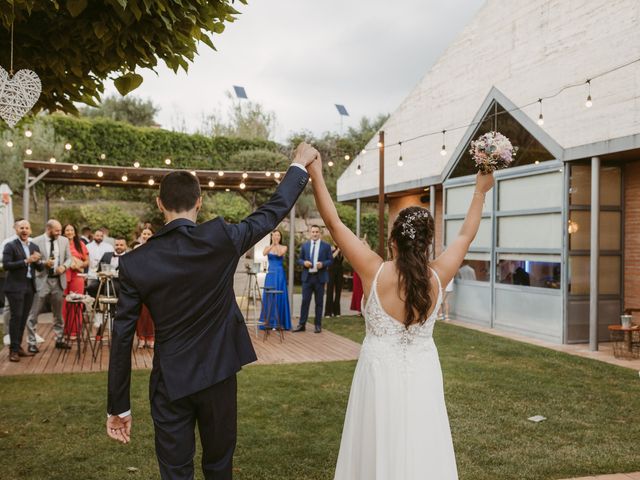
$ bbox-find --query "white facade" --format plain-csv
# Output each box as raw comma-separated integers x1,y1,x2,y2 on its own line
337,0,640,201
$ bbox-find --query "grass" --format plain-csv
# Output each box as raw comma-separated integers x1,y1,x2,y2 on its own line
1,317,640,479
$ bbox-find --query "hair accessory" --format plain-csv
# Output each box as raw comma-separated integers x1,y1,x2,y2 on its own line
400,210,430,240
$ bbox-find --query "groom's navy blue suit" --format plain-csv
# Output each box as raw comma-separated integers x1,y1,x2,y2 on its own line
107,166,308,479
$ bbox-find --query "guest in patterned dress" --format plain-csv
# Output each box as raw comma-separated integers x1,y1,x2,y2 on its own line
62,224,89,339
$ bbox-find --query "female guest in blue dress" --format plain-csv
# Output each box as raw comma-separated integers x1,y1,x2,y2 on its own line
259,230,291,330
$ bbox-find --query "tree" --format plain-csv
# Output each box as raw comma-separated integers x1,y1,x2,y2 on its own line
79,95,159,127
0,1,246,114
199,92,277,140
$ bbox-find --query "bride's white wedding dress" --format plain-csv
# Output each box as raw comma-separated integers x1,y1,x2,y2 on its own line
334,263,458,480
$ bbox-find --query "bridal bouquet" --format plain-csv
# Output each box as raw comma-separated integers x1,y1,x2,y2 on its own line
469,131,517,174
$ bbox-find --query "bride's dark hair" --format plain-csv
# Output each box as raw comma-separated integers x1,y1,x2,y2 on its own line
388,206,435,327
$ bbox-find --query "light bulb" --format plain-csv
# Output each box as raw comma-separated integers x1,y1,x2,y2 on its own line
377,141,383,148
208,180,215,187
25,148,32,155
356,165,362,175
64,143,72,151
585,95,593,108
328,160,334,167
6,140,13,147
164,158,171,165
440,146,447,156
344,154,350,161
122,174,128,182
537,114,544,126
225,188,230,192
49,157,56,163
242,172,248,179
191,170,197,176
24,129,32,138
96,183,101,188
97,170,104,178
218,171,224,177
397,156,404,167
361,149,366,155
274,172,281,179
148,178,155,186
133,161,140,168
534,160,540,165
265,171,271,177
239,182,246,190
100,153,106,160
72,164,79,171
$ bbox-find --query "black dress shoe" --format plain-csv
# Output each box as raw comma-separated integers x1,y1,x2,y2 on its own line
55,341,71,350
292,324,306,332
314,326,322,333
27,345,39,354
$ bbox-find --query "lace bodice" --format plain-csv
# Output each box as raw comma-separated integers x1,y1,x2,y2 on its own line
362,263,443,348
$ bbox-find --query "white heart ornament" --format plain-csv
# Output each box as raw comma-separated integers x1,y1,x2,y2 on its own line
0,66,42,128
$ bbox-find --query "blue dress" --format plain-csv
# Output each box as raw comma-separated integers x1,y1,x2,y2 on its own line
259,253,291,330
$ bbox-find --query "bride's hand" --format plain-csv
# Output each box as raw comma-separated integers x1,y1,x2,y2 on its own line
475,171,494,194
307,152,323,180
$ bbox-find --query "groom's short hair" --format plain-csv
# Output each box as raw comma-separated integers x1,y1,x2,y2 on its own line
159,171,201,212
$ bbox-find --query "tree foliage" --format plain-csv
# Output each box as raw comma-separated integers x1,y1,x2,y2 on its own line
79,95,159,127
0,0,246,114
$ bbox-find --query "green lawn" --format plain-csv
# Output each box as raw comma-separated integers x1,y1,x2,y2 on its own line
1,317,640,479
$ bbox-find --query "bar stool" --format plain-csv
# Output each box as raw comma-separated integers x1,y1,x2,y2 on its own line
90,271,118,361
260,289,285,343
63,295,84,361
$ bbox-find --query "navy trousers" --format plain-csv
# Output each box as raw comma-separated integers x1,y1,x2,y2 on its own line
299,275,325,327
151,373,237,480
6,287,34,352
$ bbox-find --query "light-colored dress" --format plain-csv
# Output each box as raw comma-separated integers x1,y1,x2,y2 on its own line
334,263,458,480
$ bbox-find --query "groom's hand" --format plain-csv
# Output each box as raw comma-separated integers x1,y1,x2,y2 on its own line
107,414,132,444
293,142,319,167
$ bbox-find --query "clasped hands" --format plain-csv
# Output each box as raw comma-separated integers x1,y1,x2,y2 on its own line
303,260,324,270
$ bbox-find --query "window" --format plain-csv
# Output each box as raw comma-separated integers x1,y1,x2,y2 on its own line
569,255,621,295
569,165,622,206
497,254,561,289
498,213,562,249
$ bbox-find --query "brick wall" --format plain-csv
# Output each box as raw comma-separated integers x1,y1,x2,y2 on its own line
624,160,640,310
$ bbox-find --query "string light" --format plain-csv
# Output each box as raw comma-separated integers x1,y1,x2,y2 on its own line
25,148,32,155
218,170,224,176
64,143,72,151
133,161,140,168
440,130,447,156
585,79,593,108
122,173,128,182
265,171,271,177
274,172,281,179
49,157,56,163
242,172,248,179
225,188,230,192
24,129,32,138
190,170,197,176
356,164,362,175
208,180,215,187
239,182,246,190
100,153,106,160
361,149,366,155
148,178,155,186
377,141,383,148
72,164,79,171
164,158,171,165
397,141,404,167
97,170,104,178
344,154,350,161
537,98,544,126
328,160,334,167
6,140,13,147
96,183,101,188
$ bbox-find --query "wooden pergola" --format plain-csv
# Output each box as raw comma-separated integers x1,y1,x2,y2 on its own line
22,160,297,311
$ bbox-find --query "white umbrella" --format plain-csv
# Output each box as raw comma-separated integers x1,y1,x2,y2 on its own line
0,183,14,244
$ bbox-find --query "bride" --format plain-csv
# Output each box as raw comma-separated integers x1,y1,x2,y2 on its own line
307,155,494,479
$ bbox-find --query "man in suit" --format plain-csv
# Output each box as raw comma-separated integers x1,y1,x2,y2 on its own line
106,143,317,479
2,220,42,362
293,225,333,333
86,236,128,299
26,219,73,352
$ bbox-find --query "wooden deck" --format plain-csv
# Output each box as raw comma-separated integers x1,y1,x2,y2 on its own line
0,319,360,377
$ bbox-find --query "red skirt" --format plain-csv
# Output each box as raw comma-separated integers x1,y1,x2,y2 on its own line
136,305,155,339
350,271,363,312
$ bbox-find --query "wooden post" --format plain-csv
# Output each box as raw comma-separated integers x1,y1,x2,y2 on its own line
378,131,385,258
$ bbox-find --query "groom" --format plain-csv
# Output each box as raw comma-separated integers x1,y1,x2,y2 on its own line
106,143,317,479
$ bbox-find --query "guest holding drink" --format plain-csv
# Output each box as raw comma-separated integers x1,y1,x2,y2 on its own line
62,224,89,339
259,230,291,330
135,227,155,348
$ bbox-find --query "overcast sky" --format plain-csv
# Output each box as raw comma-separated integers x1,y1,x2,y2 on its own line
104,0,485,142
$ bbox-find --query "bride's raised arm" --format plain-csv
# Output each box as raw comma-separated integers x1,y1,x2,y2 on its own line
307,155,381,282
431,172,494,287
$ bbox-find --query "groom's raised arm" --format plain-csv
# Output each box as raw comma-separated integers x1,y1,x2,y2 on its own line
223,165,309,256
107,258,142,416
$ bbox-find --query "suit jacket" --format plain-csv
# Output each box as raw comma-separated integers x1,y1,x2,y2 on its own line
31,234,72,291
107,165,309,414
297,240,333,284
2,239,43,293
